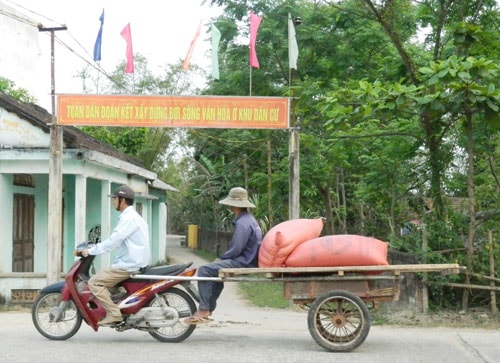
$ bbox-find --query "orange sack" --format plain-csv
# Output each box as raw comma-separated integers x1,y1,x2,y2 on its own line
258,218,324,268
285,234,389,267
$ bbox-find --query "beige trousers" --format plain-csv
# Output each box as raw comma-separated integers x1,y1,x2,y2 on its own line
88,268,134,317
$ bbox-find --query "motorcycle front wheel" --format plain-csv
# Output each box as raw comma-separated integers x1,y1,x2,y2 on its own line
32,292,82,340
148,287,196,343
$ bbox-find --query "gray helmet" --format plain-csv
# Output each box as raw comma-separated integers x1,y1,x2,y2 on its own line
108,185,135,200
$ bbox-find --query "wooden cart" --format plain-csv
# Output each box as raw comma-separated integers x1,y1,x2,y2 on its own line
218,263,462,352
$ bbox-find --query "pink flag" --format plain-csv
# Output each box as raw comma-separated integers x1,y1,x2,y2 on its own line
120,23,134,73
182,20,202,70
249,12,262,68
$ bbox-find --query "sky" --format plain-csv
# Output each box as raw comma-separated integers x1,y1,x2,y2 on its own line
3,0,221,109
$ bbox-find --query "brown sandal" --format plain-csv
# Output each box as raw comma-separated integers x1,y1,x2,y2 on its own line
184,316,213,325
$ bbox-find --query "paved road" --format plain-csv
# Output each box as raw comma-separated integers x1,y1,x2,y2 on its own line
1,235,500,363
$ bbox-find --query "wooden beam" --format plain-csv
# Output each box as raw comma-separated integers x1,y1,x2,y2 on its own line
219,263,463,277
429,281,500,292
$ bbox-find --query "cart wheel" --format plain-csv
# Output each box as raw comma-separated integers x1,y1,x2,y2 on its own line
307,290,370,352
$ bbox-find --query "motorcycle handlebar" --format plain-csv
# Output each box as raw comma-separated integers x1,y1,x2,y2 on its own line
74,242,96,257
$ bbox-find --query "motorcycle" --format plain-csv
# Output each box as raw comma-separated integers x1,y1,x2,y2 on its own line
32,242,200,343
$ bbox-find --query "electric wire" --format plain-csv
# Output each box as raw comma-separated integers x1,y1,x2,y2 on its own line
4,0,57,28
189,128,267,145
187,129,275,176
0,8,38,26
52,35,125,90
2,0,128,91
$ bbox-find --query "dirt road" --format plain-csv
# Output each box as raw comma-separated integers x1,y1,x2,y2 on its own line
1,235,499,362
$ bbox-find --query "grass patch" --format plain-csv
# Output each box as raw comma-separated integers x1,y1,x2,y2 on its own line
238,280,289,309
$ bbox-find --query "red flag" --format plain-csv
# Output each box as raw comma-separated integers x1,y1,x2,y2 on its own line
249,12,262,68
182,20,202,70
120,23,134,73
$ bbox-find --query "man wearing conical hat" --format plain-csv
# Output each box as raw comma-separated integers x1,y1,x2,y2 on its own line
185,187,262,324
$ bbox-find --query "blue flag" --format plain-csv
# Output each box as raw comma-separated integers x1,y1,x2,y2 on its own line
93,9,104,61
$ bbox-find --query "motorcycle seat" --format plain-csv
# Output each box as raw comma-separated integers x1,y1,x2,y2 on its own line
140,262,193,277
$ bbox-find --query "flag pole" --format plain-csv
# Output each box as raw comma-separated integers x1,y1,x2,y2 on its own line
93,9,104,94
288,14,301,220
249,66,253,96
96,62,100,94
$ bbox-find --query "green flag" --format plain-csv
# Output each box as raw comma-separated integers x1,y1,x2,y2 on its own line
211,24,221,79
288,13,298,70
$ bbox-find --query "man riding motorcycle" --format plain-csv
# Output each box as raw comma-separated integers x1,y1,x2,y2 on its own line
81,184,150,326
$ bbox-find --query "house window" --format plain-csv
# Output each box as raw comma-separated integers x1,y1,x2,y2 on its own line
12,194,34,272
13,174,35,188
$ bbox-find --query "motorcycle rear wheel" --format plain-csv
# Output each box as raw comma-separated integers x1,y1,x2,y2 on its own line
32,292,82,340
148,287,196,343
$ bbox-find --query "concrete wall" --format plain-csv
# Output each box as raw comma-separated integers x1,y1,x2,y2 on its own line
0,2,45,105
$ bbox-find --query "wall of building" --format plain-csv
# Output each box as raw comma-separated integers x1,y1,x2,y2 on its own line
0,174,12,273
0,2,45,105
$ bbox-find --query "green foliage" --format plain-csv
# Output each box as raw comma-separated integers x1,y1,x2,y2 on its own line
0,77,36,103
189,0,500,312
80,126,147,158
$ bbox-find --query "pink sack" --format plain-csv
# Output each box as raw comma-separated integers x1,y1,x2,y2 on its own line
258,218,324,268
285,234,389,267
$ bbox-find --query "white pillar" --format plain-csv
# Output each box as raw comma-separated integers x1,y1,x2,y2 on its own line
100,180,111,267
159,202,167,261
74,175,87,244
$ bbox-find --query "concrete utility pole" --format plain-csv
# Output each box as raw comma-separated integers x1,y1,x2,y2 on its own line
38,25,67,284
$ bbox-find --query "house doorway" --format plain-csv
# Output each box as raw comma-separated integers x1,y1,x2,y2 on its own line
12,193,34,272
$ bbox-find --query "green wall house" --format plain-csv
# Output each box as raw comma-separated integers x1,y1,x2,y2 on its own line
0,92,177,303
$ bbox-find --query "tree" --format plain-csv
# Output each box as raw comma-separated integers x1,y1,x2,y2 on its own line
0,77,36,103
318,0,500,309
195,0,500,311
199,0,425,236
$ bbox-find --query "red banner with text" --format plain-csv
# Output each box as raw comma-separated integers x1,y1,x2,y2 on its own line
57,94,289,129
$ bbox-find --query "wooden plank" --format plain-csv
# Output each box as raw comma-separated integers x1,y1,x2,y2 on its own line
223,274,397,283
219,263,463,278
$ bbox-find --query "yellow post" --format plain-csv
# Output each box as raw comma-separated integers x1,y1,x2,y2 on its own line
187,224,199,249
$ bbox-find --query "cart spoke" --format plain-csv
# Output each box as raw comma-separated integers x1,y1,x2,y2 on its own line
308,290,371,352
